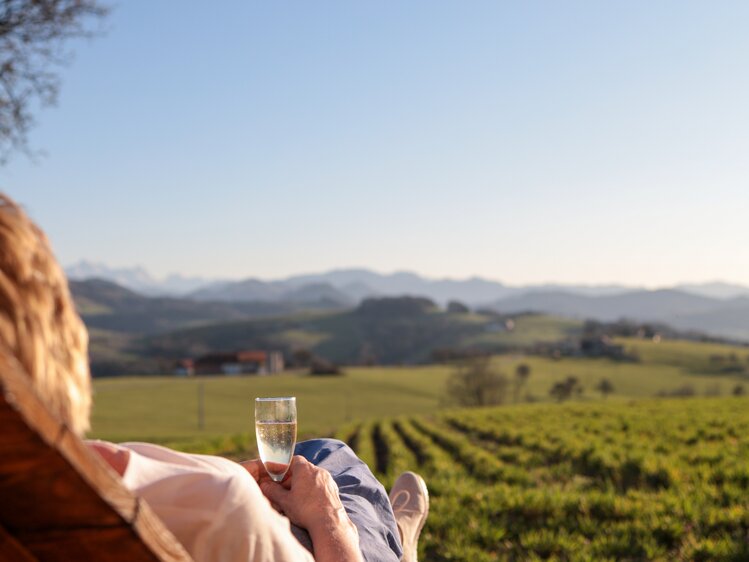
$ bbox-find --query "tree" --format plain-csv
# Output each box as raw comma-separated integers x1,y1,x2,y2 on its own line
309,357,343,376
657,385,696,398
0,1,108,162
550,376,583,402
513,363,531,402
446,357,508,407
596,378,614,399
446,300,469,314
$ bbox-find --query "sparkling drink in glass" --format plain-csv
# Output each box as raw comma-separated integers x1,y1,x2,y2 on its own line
255,397,297,482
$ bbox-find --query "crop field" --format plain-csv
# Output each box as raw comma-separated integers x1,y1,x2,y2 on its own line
337,398,749,561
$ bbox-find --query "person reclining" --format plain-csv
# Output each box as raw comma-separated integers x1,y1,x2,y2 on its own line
0,193,428,562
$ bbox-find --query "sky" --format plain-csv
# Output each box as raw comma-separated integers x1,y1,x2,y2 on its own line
2,1,749,287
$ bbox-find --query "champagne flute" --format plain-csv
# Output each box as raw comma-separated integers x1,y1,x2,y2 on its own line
255,397,297,482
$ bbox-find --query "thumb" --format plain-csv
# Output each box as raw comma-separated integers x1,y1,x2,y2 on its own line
260,481,290,511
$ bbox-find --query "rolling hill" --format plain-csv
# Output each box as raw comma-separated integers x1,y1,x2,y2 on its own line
668,297,749,341
71,278,348,335
490,289,749,341
71,278,353,375
140,298,582,368
70,277,749,375
491,289,718,320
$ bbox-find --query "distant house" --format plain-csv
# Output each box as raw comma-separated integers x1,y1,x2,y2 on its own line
580,336,626,360
190,351,285,376
174,358,194,376
484,318,515,333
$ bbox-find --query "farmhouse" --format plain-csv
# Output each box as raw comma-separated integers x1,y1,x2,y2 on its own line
174,358,194,376
183,351,284,376
579,335,626,360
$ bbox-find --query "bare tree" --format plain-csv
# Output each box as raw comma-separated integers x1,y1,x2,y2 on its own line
0,0,108,162
446,356,508,407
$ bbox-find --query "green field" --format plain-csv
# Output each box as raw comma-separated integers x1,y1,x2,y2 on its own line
90,365,451,450
340,399,749,561
90,338,749,452
462,314,582,348
89,337,749,560
621,337,749,375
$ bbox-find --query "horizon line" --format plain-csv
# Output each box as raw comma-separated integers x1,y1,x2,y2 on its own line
64,259,749,291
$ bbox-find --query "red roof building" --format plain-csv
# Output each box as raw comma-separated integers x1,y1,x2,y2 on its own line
189,351,284,376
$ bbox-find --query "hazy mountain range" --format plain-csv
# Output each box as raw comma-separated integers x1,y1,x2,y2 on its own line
65,261,749,303
65,262,749,341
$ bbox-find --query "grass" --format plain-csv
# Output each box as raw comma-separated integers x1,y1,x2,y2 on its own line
86,336,749,560
90,365,451,451
88,328,138,362
491,356,746,401
90,337,749,453
618,337,749,375
462,314,583,348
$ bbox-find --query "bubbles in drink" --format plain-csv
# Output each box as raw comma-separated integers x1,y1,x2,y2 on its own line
256,421,297,481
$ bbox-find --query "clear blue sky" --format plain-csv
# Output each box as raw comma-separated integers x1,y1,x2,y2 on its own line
2,1,748,286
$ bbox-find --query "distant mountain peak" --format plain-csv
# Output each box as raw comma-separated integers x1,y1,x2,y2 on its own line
65,260,219,297
674,281,749,300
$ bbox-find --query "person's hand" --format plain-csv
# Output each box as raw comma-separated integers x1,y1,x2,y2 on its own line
253,455,363,562
238,459,286,512
239,459,272,483
258,455,355,538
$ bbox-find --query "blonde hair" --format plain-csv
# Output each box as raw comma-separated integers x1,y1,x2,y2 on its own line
0,194,91,435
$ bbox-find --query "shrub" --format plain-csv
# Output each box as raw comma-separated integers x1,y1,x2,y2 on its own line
550,376,583,402
596,378,615,398
309,357,343,376
657,385,696,398
447,300,470,314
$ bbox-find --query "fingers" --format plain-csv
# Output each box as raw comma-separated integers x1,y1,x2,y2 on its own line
279,474,293,489
259,456,318,517
238,459,266,482
289,455,333,489
260,480,290,512
278,455,309,488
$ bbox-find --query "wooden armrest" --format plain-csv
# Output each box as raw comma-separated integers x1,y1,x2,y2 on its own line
0,346,193,561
